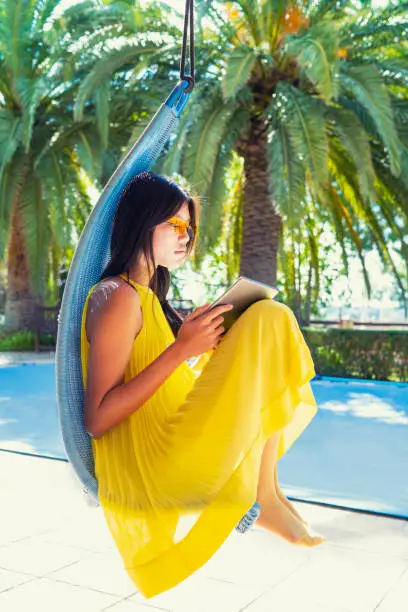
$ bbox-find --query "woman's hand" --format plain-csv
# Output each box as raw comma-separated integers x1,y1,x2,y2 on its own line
174,303,234,360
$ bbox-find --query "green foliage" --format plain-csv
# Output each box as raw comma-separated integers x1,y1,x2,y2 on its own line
0,0,180,313
222,45,257,101
1,0,408,324
0,329,35,350
285,21,340,102
339,63,400,176
302,327,408,382
267,106,306,224
182,87,233,193
149,0,408,311
0,328,56,350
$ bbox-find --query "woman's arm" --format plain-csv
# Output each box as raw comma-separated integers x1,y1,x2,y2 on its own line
89,343,188,439
84,285,188,439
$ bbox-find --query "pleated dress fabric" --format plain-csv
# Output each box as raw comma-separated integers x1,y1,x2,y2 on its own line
80,273,318,599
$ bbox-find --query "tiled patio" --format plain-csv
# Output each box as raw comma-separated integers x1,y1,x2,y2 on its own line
1,449,407,612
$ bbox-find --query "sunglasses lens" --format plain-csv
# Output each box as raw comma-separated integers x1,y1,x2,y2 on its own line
167,219,195,238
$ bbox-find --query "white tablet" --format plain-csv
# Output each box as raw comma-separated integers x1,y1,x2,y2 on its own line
209,275,279,331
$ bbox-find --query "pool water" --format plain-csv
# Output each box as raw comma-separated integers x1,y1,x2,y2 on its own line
1,363,407,518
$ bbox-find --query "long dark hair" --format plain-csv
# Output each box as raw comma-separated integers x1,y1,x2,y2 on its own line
99,172,200,336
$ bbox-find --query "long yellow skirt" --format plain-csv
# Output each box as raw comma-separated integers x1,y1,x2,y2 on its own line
93,299,318,598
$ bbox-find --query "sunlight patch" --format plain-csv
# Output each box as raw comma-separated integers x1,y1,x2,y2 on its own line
321,393,408,425
0,440,36,453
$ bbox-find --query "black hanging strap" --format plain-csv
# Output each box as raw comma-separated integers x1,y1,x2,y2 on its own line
180,0,195,93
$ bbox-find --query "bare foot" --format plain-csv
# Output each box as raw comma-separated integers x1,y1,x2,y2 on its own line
255,497,325,546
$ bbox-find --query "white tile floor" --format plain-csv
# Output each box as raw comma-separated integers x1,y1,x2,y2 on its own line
0,451,407,612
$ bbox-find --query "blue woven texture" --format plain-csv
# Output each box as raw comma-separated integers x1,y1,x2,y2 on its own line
56,84,190,501
235,502,261,534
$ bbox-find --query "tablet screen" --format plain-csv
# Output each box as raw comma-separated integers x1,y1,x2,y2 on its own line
210,276,278,331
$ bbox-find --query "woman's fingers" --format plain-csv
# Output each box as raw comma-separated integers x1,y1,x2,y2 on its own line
202,304,233,324
188,303,233,324
186,304,211,321
209,315,225,326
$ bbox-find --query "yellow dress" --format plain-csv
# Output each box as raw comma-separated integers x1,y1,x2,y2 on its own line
80,273,318,599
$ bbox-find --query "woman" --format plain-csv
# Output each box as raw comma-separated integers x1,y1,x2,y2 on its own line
80,172,325,600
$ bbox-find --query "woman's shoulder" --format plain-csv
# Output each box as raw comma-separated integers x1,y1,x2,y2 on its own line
88,275,138,310
85,275,141,344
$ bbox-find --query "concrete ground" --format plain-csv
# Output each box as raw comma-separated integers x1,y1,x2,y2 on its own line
1,351,408,611
0,450,407,612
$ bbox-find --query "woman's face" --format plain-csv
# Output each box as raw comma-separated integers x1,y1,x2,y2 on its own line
152,202,193,270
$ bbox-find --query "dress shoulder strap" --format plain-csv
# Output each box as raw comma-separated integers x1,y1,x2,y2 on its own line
118,272,139,293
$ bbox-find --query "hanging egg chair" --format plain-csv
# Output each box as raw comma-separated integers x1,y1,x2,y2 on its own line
56,0,195,503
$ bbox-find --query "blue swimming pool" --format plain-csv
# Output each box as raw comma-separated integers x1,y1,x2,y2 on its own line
1,363,407,518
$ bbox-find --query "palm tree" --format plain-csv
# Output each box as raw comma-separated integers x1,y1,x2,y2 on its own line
0,0,179,332
153,0,408,319
0,0,95,330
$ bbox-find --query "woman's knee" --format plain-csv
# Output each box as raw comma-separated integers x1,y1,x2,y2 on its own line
246,298,293,320
241,299,299,335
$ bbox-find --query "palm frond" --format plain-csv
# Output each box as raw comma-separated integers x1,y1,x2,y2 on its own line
269,0,288,52
14,76,48,152
284,21,340,102
0,109,22,178
0,0,32,75
95,78,110,149
267,112,306,225
341,21,408,50
339,63,400,175
307,0,351,23
232,0,262,46
198,107,250,256
326,190,350,278
36,149,67,250
331,149,406,298
74,40,168,121
74,127,103,178
363,58,408,92
182,91,234,194
372,146,408,218
222,45,257,101
277,82,328,194
327,105,375,201
327,183,372,298
0,60,13,104
155,85,207,176
32,0,67,33
305,215,321,303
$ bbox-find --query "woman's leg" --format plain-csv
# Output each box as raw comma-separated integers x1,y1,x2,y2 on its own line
255,430,325,546
273,464,308,525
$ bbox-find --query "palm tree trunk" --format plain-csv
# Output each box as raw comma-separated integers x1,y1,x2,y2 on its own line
4,200,37,332
239,119,282,285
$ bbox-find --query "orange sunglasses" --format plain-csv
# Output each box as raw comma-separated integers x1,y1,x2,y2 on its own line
165,216,197,240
